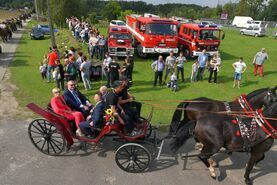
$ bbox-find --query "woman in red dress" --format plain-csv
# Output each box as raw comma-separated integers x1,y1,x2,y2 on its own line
50,88,84,136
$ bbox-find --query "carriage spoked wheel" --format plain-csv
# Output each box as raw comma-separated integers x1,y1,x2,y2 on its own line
28,118,66,156
115,143,151,173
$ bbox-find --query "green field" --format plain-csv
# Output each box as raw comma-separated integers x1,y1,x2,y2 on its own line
10,20,277,125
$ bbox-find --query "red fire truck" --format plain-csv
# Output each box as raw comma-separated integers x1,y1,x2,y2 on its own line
107,25,134,57
126,14,179,58
178,23,225,57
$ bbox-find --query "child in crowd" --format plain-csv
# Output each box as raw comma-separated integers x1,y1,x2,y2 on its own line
39,62,47,80
52,67,61,89
191,59,199,83
232,57,247,88
167,72,178,91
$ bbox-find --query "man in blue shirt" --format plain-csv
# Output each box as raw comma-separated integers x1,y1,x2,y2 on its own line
196,49,209,81
151,55,165,86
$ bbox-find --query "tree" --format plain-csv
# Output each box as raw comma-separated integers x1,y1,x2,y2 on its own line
102,1,122,21
263,0,277,20
119,9,134,21
87,12,99,24
223,2,236,19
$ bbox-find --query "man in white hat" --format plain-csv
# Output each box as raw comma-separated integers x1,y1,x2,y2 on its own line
252,48,268,77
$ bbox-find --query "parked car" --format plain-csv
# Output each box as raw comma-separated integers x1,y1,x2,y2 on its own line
30,26,44,40
109,20,126,26
240,27,266,37
37,24,58,35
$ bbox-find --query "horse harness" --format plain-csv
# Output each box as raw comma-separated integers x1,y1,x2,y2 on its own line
232,96,277,152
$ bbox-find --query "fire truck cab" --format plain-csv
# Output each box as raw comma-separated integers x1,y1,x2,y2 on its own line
178,23,225,57
107,25,134,57
126,14,179,58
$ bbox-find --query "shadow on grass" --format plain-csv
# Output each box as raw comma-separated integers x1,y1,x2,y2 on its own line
11,59,29,67
220,51,238,61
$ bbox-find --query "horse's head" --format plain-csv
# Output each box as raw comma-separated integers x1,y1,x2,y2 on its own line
246,87,277,110
263,87,277,108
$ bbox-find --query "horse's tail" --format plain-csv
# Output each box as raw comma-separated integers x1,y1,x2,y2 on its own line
170,120,196,153
169,101,189,135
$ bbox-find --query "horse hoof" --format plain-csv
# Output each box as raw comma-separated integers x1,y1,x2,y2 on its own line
245,178,252,185
211,175,217,180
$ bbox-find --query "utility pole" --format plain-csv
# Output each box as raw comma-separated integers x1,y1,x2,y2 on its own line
47,0,56,48
34,0,39,21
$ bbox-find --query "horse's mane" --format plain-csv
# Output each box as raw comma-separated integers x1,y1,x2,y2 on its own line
246,88,269,100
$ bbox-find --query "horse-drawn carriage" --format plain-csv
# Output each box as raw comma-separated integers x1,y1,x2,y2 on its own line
26,102,163,173
27,87,277,184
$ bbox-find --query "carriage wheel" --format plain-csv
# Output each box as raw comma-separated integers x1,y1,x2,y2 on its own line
115,143,151,173
28,118,65,156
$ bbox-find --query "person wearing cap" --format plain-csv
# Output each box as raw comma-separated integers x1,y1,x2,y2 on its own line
252,48,268,77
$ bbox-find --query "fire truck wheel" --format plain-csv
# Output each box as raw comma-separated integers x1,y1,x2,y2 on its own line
183,48,190,57
137,45,147,58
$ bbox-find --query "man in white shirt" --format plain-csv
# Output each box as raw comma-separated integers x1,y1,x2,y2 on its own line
102,53,113,87
232,57,247,88
89,33,99,59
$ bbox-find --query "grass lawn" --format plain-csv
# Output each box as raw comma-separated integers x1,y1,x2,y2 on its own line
10,20,277,125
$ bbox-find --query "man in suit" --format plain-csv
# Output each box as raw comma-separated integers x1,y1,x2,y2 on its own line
63,80,92,117
79,91,105,136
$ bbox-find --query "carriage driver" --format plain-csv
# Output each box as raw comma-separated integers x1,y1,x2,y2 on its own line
105,81,141,136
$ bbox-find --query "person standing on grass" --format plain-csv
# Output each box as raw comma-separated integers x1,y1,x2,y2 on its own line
76,51,83,83
252,48,268,77
54,60,65,90
80,56,92,90
108,59,121,87
191,59,199,83
175,51,186,83
39,61,47,80
196,49,209,81
208,53,221,84
47,47,58,82
232,57,247,89
102,53,113,88
164,51,176,84
151,55,165,86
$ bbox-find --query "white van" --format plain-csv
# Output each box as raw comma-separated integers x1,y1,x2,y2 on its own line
246,20,265,28
232,16,253,28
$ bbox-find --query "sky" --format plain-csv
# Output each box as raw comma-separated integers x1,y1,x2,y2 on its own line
126,0,232,7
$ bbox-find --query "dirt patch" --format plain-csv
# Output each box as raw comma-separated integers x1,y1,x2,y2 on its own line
0,70,32,120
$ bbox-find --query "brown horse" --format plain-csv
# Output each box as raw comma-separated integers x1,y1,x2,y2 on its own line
171,100,277,185
169,87,277,135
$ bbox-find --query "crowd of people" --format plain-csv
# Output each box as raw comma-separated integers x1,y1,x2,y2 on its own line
151,48,268,89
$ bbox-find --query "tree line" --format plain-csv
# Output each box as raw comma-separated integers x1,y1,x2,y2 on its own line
2,0,276,28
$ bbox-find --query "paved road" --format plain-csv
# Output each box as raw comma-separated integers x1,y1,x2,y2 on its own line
0,119,277,185
0,27,24,81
